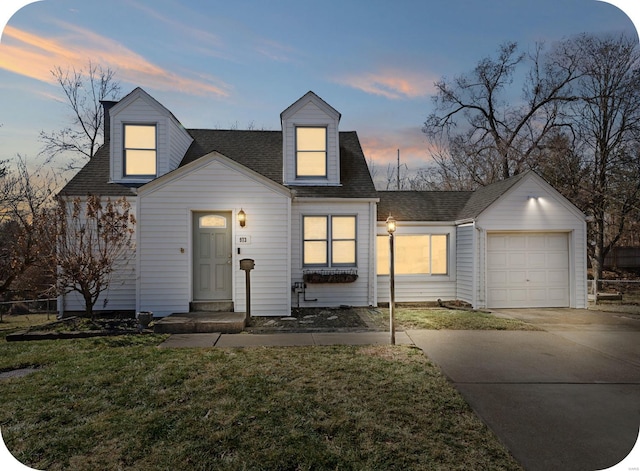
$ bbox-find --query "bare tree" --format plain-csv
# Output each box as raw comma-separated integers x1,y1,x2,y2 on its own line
40,62,121,170
423,41,581,188
563,34,640,281
0,156,57,300
54,195,136,317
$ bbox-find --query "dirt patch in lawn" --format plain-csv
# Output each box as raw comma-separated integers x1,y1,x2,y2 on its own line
246,307,379,333
5,316,150,341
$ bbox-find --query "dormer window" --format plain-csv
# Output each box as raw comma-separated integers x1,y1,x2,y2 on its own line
296,127,327,178
124,124,156,177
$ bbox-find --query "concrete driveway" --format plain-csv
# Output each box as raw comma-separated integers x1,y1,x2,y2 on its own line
407,308,640,471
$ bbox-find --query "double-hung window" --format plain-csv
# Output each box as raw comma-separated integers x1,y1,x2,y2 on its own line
124,124,156,177
303,215,356,267
296,127,327,177
377,234,448,275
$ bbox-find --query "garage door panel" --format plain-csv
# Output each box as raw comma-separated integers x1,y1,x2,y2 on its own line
527,235,546,250
547,270,568,283
528,270,547,284
547,234,568,250
549,288,569,302
488,235,508,250
529,289,548,302
527,254,547,268
508,236,527,250
487,233,570,308
545,254,569,269
508,253,527,267
509,271,527,284
509,289,527,302
488,253,507,268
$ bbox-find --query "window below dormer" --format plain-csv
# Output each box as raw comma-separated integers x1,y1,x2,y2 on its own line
124,124,157,177
296,126,327,178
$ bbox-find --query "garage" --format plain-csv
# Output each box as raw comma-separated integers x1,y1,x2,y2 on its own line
487,232,570,308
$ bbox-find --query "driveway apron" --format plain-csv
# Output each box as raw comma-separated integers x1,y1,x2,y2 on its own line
407,309,640,471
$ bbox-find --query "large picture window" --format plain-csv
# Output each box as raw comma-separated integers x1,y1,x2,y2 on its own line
377,234,448,275
296,127,327,177
124,124,156,177
303,215,356,266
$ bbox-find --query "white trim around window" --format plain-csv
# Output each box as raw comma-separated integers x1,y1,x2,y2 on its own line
303,215,357,267
123,123,157,178
295,126,327,178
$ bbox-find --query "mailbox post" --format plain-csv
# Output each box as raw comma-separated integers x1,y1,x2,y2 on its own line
239,259,255,326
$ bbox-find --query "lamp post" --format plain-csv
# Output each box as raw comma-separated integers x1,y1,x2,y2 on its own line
386,214,397,345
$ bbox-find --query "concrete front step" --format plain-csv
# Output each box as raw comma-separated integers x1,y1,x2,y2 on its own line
189,301,234,312
153,312,245,334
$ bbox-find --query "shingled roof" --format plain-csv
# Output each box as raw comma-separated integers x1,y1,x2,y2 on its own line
377,191,472,222
60,129,377,199
377,171,531,222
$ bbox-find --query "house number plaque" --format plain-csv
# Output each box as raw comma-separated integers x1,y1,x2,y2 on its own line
236,235,251,245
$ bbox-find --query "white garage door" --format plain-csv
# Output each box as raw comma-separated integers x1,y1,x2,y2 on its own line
487,233,570,308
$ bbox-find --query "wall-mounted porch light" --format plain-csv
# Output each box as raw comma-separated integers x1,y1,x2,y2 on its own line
238,208,246,228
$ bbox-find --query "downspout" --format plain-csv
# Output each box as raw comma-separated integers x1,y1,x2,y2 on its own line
475,223,485,308
369,201,377,307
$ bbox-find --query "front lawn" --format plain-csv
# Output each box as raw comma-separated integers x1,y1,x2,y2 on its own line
0,335,522,470
369,307,539,331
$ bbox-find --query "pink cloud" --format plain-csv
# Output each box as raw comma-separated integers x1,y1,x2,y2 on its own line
336,68,437,99
0,24,232,97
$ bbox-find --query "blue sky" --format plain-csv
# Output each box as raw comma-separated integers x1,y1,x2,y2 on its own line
0,0,638,179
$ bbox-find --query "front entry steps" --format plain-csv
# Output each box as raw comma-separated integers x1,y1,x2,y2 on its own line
190,300,234,312
153,312,245,334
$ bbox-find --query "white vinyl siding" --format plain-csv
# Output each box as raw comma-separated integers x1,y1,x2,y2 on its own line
455,224,474,305
292,201,374,307
137,157,290,317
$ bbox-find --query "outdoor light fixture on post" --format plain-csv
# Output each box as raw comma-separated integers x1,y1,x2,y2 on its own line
386,214,397,345
238,208,246,228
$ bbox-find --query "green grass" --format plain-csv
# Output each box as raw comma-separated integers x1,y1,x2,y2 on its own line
370,307,539,331
0,335,522,470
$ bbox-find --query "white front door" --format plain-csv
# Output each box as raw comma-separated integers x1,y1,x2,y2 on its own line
487,232,570,308
193,212,232,301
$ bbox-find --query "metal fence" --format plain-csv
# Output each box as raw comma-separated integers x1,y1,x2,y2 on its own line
588,279,640,304
0,298,57,315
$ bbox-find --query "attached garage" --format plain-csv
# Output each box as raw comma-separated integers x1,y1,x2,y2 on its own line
377,171,588,310
487,232,570,308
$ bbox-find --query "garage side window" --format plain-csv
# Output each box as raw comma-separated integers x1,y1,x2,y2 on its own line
377,234,448,275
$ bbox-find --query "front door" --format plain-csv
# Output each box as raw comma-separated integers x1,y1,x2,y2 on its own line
193,212,232,300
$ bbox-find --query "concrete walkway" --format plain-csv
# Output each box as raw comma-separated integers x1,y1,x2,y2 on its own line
158,330,412,348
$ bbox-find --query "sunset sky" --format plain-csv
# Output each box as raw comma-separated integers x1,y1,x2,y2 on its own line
0,1,638,182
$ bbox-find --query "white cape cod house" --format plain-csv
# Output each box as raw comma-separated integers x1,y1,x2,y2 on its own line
58,88,588,317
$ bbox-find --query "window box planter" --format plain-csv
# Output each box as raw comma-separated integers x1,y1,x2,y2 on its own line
303,270,358,284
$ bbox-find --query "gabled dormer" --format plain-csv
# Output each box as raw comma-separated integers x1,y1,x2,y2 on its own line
106,87,193,184
281,91,341,186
